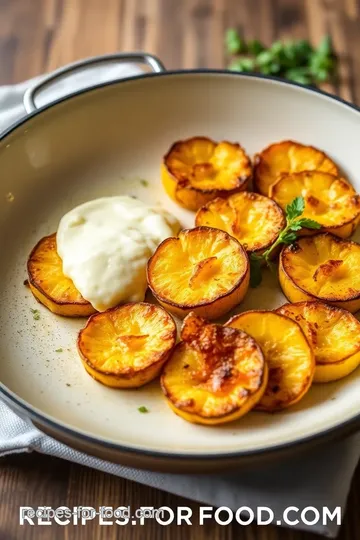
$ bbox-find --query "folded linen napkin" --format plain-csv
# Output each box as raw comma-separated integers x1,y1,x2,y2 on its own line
0,59,359,538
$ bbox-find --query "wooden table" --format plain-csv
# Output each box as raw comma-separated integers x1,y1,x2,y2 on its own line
1,1,360,539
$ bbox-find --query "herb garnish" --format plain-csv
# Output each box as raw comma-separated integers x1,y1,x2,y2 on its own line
225,33,337,86
249,196,321,287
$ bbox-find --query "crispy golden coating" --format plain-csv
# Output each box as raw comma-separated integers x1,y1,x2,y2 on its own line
27,233,95,317
147,227,250,320
276,302,360,383
162,137,252,211
226,310,315,411
254,140,339,196
195,192,285,254
270,171,360,238
279,233,360,313
161,313,268,425
77,303,176,388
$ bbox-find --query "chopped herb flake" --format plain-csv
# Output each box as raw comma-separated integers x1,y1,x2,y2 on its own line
138,406,149,413
140,179,149,187
30,308,40,320
55,348,63,353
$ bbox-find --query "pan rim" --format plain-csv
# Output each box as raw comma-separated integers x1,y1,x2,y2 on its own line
1,69,359,145
1,380,360,461
1,68,359,463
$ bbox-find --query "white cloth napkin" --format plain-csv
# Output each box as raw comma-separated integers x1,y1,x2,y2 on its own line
0,60,359,538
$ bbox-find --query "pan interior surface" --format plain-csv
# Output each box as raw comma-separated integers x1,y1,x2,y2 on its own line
0,72,359,458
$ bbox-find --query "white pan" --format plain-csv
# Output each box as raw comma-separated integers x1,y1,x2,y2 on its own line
0,52,359,472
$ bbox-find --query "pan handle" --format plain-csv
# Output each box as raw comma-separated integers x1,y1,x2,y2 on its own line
23,52,166,114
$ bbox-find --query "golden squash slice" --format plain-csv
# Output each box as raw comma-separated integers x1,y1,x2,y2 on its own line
27,233,95,317
254,140,339,196
78,302,176,388
161,313,268,425
162,137,252,211
276,302,360,383
279,233,360,313
195,192,285,255
147,227,250,320
270,171,360,238
226,311,314,411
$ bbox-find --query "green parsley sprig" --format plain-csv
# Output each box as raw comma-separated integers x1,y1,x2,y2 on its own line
225,32,337,87
249,196,321,288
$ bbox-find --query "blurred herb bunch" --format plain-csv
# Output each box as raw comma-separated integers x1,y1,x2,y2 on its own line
225,30,337,86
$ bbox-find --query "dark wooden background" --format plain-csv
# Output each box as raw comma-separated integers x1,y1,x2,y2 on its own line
1,0,360,539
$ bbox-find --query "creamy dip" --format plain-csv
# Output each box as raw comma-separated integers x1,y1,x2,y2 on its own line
57,196,179,311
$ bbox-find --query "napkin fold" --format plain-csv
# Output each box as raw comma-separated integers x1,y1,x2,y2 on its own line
0,58,359,538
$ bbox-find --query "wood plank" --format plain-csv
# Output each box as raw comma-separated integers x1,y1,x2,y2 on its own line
0,452,359,539
0,454,69,540
0,0,358,105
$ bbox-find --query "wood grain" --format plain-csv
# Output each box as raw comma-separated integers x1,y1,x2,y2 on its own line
0,1,359,539
0,452,360,540
0,0,359,103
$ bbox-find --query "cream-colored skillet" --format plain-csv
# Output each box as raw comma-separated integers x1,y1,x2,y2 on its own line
0,52,359,472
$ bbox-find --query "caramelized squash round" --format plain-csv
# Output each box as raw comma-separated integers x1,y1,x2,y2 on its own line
270,171,360,238
27,233,95,317
162,137,252,211
279,233,360,313
195,192,285,254
147,227,250,319
161,313,268,425
226,310,314,411
277,302,360,383
254,140,339,196
78,302,176,388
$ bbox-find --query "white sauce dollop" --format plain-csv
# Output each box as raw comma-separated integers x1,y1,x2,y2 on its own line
57,196,179,311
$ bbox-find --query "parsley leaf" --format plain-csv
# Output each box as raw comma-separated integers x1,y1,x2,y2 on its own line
296,217,322,230
247,39,265,55
229,58,255,72
280,231,298,244
285,67,312,85
287,221,304,232
285,196,305,221
225,29,247,55
317,35,332,57
256,50,274,67
249,254,263,288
